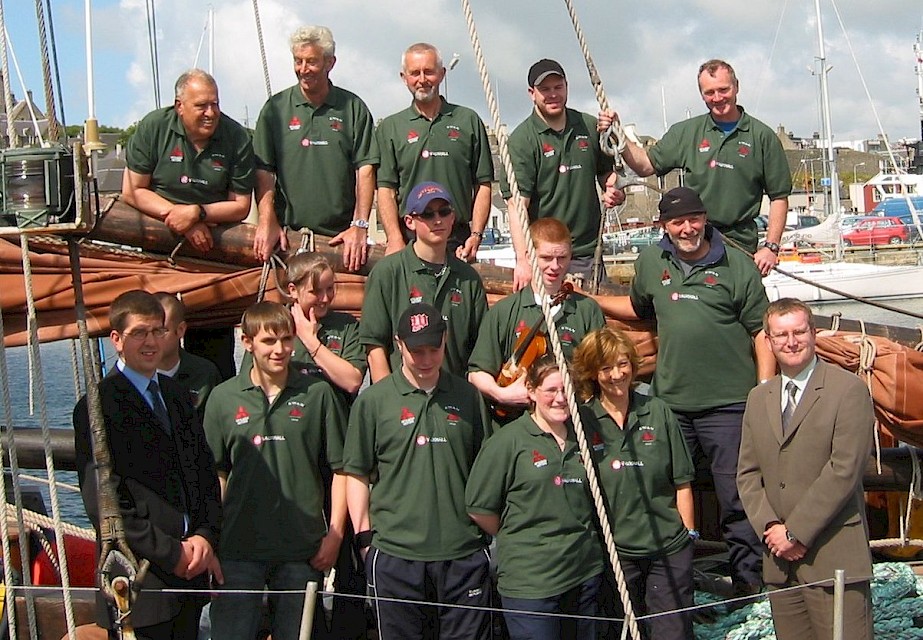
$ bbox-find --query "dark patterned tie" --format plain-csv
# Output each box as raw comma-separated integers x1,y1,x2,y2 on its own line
782,381,798,434
147,379,172,433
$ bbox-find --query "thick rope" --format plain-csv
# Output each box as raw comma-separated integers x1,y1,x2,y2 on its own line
19,235,78,637
251,0,272,99
7,505,96,542
32,0,59,141
69,339,82,400
0,271,36,640
559,0,626,160
458,2,641,638
855,322,884,475
42,0,67,130
0,0,20,148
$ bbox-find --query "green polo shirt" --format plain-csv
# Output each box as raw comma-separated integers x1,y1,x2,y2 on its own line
582,395,695,558
342,370,491,561
465,413,604,598
170,348,222,417
374,101,494,224
647,108,792,251
629,227,768,412
203,367,346,561
126,106,254,204
239,310,366,405
359,243,487,377
253,84,376,236
467,286,605,376
502,108,610,257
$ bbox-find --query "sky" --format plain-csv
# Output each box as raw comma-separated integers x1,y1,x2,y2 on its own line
5,0,923,146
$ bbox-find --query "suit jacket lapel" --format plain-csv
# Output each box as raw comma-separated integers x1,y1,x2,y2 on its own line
765,379,785,444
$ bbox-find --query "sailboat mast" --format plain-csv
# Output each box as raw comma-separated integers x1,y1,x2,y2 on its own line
913,30,922,173
814,0,842,259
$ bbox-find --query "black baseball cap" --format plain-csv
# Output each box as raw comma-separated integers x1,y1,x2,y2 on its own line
657,187,707,222
528,59,566,87
396,303,447,348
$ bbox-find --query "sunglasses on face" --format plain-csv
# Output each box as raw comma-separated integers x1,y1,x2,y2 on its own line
414,206,454,221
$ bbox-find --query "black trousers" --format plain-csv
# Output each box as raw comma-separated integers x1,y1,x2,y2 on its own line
108,599,203,640
365,546,492,640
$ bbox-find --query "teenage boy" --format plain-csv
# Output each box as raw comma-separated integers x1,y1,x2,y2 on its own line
360,181,487,382
468,217,605,416
204,302,347,640
345,302,493,640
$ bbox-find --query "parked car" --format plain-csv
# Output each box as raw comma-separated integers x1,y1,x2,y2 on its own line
628,228,664,253
841,216,908,247
794,215,821,228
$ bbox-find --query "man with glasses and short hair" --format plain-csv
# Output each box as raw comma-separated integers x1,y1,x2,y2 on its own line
738,298,874,640
74,289,222,640
596,186,776,597
359,181,487,382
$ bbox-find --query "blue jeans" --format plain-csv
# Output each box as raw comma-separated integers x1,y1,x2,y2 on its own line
501,574,601,640
209,559,323,640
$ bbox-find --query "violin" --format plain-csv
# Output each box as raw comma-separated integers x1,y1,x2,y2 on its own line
492,283,573,419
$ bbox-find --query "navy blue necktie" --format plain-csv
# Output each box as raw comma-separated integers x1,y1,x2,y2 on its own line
147,379,172,433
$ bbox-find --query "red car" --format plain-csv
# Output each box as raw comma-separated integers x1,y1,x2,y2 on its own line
841,216,908,247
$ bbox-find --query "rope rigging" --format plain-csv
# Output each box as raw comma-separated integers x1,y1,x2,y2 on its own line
458,1,641,637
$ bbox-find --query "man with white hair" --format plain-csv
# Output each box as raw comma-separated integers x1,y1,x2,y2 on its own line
252,25,376,272
374,42,494,261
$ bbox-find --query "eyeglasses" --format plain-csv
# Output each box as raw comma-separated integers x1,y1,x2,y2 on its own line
414,206,454,221
121,327,169,341
768,328,812,345
536,386,567,398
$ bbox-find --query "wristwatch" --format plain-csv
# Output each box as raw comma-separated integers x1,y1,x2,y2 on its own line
350,219,370,229
687,528,701,541
784,528,797,543
197,205,207,222
761,241,780,255
470,230,484,238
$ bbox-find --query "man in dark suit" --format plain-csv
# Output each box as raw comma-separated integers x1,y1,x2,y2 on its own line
737,298,874,640
74,290,222,640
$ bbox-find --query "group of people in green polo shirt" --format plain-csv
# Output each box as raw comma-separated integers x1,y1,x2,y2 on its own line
111,17,795,637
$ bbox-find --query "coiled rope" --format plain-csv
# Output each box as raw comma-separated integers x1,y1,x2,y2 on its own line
458,1,640,637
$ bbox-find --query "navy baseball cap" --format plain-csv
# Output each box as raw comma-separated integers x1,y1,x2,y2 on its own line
657,187,707,222
396,303,447,348
404,181,453,216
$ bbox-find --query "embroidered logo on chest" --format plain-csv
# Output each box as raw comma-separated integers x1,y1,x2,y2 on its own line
450,288,463,305
169,146,183,162
407,130,420,144
698,138,711,153
541,142,555,158
532,450,548,468
409,285,424,304
400,407,415,427
235,405,250,425
661,269,672,286
288,116,302,131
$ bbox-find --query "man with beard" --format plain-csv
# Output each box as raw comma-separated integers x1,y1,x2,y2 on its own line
122,69,254,378
597,186,775,597
252,25,376,272
374,42,494,261
503,59,624,289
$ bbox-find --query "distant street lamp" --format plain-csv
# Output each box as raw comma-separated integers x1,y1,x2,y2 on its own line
445,53,460,101
852,162,866,184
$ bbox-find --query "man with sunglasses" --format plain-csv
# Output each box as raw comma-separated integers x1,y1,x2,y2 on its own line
374,42,494,261
360,181,487,382
74,290,222,640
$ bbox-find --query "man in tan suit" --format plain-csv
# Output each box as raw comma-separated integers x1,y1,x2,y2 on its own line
737,298,874,640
